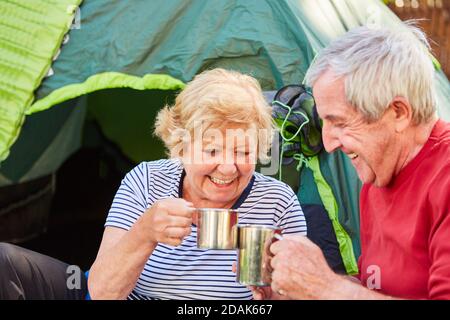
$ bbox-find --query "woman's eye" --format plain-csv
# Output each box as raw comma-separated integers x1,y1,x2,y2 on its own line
204,149,217,156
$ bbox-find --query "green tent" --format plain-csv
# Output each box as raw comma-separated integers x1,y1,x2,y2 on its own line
1,0,449,273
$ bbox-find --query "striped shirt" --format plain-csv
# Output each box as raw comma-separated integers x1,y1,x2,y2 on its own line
105,159,307,300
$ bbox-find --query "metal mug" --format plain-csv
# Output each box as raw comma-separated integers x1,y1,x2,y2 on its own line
236,225,282,286
195,208,238,249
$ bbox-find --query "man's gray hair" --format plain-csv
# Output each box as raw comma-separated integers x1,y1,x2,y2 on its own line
304,21,436,124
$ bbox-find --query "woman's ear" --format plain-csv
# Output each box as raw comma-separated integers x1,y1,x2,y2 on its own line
389,97,413,133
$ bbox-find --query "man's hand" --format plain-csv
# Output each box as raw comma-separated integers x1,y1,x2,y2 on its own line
269,235,341,299
250,286,289,300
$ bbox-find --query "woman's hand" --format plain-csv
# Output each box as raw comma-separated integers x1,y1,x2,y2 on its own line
89,198,194,299
141,198,194,247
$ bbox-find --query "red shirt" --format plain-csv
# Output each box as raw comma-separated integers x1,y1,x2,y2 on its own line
359,119,450,299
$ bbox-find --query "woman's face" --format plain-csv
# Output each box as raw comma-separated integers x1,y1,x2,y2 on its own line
182,124,257,208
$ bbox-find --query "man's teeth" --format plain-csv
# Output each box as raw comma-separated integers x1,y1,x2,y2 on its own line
348,153,359,160
210,176,235,185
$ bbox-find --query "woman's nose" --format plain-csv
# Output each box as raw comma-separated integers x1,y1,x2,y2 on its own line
216,163,238,175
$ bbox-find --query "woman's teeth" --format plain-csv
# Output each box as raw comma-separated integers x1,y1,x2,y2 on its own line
348,153,359,160
210,176,235,185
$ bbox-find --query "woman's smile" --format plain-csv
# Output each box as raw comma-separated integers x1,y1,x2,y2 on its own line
208,175,238,187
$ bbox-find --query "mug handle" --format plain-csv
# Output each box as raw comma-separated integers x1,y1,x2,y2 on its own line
265,231,283,276
273,233,283,241
191,208,199,226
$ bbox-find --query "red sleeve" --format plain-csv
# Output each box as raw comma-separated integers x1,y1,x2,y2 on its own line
428,164,450,299
357,185,369,283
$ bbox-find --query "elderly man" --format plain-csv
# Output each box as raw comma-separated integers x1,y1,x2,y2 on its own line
260,23,450,300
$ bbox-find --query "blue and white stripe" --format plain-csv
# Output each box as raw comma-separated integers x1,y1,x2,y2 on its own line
105,159,306,300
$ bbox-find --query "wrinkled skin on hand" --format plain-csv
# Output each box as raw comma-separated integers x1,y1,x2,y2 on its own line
269,235,340,300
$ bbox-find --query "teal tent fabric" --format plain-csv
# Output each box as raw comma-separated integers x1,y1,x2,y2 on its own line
86,88,178,163
33,0,315,104
0,99,86,187
319,151,362,262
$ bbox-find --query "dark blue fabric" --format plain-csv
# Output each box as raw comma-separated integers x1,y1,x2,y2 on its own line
302,204,346,274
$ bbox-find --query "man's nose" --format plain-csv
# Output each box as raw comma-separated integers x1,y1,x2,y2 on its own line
322,125,341,153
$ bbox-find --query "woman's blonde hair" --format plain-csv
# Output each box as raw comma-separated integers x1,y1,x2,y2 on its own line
154,68,274,161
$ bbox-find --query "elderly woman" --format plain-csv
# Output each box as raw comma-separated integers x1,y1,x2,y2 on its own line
0,68,306,300
86,68,306,300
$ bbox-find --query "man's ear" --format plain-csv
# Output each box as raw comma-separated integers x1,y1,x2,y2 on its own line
388,97,413,133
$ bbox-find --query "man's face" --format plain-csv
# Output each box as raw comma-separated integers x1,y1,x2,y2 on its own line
313,70,399,187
